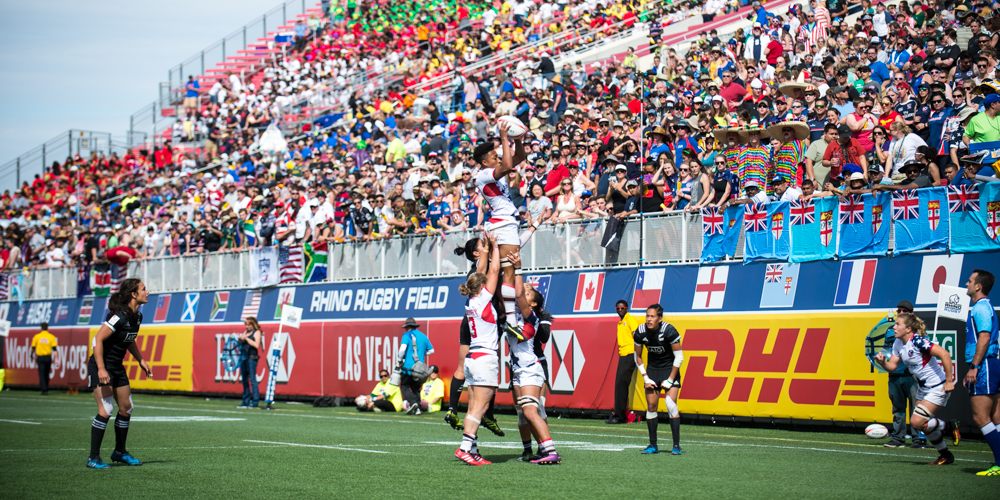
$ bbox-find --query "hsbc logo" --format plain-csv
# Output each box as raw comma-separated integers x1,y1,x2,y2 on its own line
545,330,586,393
214,332,294,384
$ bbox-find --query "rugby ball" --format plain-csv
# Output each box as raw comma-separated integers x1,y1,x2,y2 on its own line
355,395,368,408
864,423,888,439
497,116,528,138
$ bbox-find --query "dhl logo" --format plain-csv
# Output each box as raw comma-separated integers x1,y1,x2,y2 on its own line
122,334,183,382
681,328,874,407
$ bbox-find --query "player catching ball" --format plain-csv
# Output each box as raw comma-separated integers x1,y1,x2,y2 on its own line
633,304,684,455
875,313,961,465
507,250,560,464
455,232,502,466
86,277,152,469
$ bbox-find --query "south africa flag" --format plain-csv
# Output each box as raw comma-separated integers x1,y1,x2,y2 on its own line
304,241,328,283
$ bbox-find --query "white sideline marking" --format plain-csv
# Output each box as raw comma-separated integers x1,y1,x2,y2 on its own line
0,418,41,425
131,416,246,422
245,439,389,454
2,445,283,452
423,440,640,451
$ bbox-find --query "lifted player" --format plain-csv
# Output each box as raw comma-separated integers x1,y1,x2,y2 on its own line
86,278,152,469
472,119,529,337
633,304,684,455
507,251,559,464
875,313,960,465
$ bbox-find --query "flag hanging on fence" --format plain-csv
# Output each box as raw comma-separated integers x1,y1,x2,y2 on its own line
0,271,8,300
950,183,1000,253
700,206,743,263
839,193,891,258
91,263,111,297
892,187,950,254
789,197,838,262
110,263,128,294
279,245,304,283
76,265,91,297
743,202,790,263
304,241,328,282
250,247,279,288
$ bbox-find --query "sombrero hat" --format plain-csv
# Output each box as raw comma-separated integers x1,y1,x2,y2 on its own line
778,73,810,98
650,126,668,138
766,113,810,141
713,119,747,145
738,118,771,141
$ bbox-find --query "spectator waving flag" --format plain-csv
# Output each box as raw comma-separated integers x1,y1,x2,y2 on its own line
700,205,743,263
743,202,790,263
279,244,304,283
951,183,1000,253
840,193,891,258
893,187,949,255
304,241,328,282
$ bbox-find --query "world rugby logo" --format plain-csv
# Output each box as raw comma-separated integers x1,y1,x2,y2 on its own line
944,294,963,315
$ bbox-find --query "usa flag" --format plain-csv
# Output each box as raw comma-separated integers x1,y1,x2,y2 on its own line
892,190,920,220
279,245,304,283
702,207,724,235
790,199,814,226
744,203,768,232
948,184,980,212
839,194,865,224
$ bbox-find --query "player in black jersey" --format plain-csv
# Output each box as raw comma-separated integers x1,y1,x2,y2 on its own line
633,303,684,455
86,278,151,469
448,237,504,437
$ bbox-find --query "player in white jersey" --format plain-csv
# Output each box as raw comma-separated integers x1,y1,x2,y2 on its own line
507,251,560,465
473,119,529,340
454,232,501,466
875,313,961,465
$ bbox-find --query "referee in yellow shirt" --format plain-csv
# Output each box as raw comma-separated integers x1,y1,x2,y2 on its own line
606,300,641,424
31,322,58,395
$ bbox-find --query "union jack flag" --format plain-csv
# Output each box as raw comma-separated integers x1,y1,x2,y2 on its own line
790,199,814,226
839,194,865,224
744,203,768,232
891,190,920,220
764,264,784,283
702,207,724,235
948,184,980,212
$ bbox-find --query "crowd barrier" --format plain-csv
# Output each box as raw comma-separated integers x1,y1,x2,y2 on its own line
4,251,998,429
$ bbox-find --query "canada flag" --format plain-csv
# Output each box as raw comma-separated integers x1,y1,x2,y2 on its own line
573,272,605,312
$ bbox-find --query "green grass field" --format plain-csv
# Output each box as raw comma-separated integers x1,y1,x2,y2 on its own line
0,390,997,499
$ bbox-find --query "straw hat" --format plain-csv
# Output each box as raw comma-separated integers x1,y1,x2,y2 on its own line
738,118,770,141
766,113,811,141
778,73,810,98
713,119,747,145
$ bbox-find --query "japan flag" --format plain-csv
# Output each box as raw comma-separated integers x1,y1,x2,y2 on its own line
916,255,965,305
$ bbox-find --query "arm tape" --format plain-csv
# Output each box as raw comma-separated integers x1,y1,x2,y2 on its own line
673,350,684,368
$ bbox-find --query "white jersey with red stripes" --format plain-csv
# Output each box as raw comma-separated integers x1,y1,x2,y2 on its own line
475,168,517,225
466,286,499,352
507,307,540,371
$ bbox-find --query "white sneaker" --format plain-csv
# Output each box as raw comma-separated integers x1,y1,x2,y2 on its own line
415,408,422,415
402,401,411,411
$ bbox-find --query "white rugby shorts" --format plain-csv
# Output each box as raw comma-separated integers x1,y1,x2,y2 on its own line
483,220,520,247
512,362,546,388
917,384,950,408
464,353,499,387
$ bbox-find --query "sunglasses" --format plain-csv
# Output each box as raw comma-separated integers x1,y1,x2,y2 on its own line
615,306,627,310
932,100,944,104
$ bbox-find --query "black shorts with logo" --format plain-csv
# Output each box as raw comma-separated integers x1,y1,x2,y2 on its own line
647,368,681,390
88,356,130,390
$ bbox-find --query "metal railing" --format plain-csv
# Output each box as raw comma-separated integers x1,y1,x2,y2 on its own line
0,130,125,193
6,211,717,300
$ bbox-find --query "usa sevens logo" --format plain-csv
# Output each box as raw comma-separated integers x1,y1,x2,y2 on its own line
543,330,586,394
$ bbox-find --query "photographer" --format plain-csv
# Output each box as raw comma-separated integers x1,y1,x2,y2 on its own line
237,317,262,409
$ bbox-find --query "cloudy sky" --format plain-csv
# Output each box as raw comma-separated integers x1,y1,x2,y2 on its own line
0,0,288,175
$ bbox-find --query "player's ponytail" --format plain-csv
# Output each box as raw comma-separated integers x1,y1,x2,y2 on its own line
108,278,143,314
900,313,927,336
459,273,487,297
455,238,480,263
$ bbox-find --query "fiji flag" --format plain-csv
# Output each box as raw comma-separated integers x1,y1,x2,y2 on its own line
632,268,665,310
700,205,744,263
892,187,950,254
760,263,800,308
789,197,837,262
950,183,1000,253
743,202,790,263
840,193,891,258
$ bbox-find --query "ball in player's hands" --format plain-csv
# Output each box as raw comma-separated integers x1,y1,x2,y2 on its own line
496,116,528,138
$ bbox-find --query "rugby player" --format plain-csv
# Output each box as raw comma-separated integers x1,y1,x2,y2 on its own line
507,251,560,464
455,232,502,466
875,314,960,465
86,278,152,469
633,304,684,455
962,270,1000,475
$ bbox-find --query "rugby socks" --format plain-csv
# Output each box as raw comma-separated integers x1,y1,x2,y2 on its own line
647,416,658,448
460,433,476,453
981,422,1000,465
522,440,533,454
114,413,131,453
449,378,464,412
470,438,479,455
539,439,555,454
670,417,681,448
90,415,109,459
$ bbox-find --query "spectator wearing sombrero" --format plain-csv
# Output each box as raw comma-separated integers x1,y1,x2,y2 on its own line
778,73,810,102
767,114,810,188
713,119,746,177
736,118,771,196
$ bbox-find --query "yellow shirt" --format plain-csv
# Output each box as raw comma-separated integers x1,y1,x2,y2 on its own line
616,314,640,356
31,331,57,357
420,378,445,412
372,381,403,412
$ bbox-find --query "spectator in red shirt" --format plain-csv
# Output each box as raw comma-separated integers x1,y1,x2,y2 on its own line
718,71,748,111
544,158,570,201
765,38,783,66
823,124,869,179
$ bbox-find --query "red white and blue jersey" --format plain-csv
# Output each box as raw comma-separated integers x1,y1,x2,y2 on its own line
892,335,945,388
475,168,517,224
466,287,498,352
507,308,540,370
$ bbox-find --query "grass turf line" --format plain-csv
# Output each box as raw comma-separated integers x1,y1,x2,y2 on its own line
0,391,996,499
